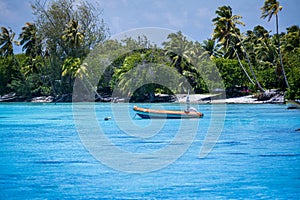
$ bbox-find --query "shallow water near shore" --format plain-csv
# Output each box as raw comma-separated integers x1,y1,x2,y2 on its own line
0,103,299,199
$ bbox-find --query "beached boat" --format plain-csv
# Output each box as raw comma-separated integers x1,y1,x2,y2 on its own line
286,100,300,109
133,106,204,119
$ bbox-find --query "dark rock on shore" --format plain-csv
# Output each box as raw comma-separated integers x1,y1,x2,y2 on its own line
252,90,284,104
54,94,72,103
256,90,284,101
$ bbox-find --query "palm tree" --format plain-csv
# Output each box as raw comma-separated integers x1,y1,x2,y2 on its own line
253,25,270,39
252,26,277,69
62,57,93,82
19,22,42,57
283,25,300,52
162,31,193,74
22,58,43,78
163,32,205,93
0,27,15,57
201,39,221,58
261,0,289,88
62,19,84,58
212,6,265,91
235,40,267,92
212,5,245,57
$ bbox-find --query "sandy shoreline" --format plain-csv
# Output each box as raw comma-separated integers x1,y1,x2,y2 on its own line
176,94,285,104
0,92,285,104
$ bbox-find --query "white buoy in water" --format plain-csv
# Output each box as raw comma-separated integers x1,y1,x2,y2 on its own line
104,117,111,121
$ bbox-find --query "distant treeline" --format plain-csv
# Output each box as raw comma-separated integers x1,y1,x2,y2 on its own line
0,0,299,101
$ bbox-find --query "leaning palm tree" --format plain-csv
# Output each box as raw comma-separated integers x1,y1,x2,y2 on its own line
236,31,266,92
212,6,245,56
0,27,15,57
19,22,42,58
261,0,289,88
212,6,265,91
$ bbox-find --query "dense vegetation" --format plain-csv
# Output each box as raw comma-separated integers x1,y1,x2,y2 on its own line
0,0,299,102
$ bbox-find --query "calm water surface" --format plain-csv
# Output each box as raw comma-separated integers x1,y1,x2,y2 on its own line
0,103,299,199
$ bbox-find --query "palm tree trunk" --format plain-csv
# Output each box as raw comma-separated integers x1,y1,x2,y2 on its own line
234,48,255,85
239,45,265,92
82,73,103,100
233,31,265,92
276,14,289,88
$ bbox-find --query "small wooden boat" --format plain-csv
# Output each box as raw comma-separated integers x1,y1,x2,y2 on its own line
133,106,204,119
286,100,300,109
133,91,204,119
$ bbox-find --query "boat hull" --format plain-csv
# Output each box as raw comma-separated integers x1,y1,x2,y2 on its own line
286,100,300,109
133,106,203,119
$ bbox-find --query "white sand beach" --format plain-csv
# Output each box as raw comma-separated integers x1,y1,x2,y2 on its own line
176,93,284,104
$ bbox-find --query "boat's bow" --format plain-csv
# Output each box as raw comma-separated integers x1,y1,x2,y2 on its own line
286,100,300,109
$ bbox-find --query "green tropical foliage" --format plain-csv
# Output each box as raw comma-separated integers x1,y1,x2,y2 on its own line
62,20,85,57
0,27,16,57
0,0,299,101
261,0,289,88
212,6,265,92
212,5,245,59
19,23,42,58
202,39,221,58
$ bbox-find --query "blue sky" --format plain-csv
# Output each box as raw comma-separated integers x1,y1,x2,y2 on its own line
0,0,299,53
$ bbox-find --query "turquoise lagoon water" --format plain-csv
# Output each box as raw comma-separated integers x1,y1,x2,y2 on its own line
0,103,299,199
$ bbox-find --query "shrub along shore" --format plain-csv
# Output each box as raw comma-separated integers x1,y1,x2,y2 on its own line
1,1,299,103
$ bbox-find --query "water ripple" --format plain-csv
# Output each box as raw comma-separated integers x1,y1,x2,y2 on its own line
258,154,300,157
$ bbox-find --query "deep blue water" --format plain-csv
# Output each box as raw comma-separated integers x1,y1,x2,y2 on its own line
0,103,299,199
